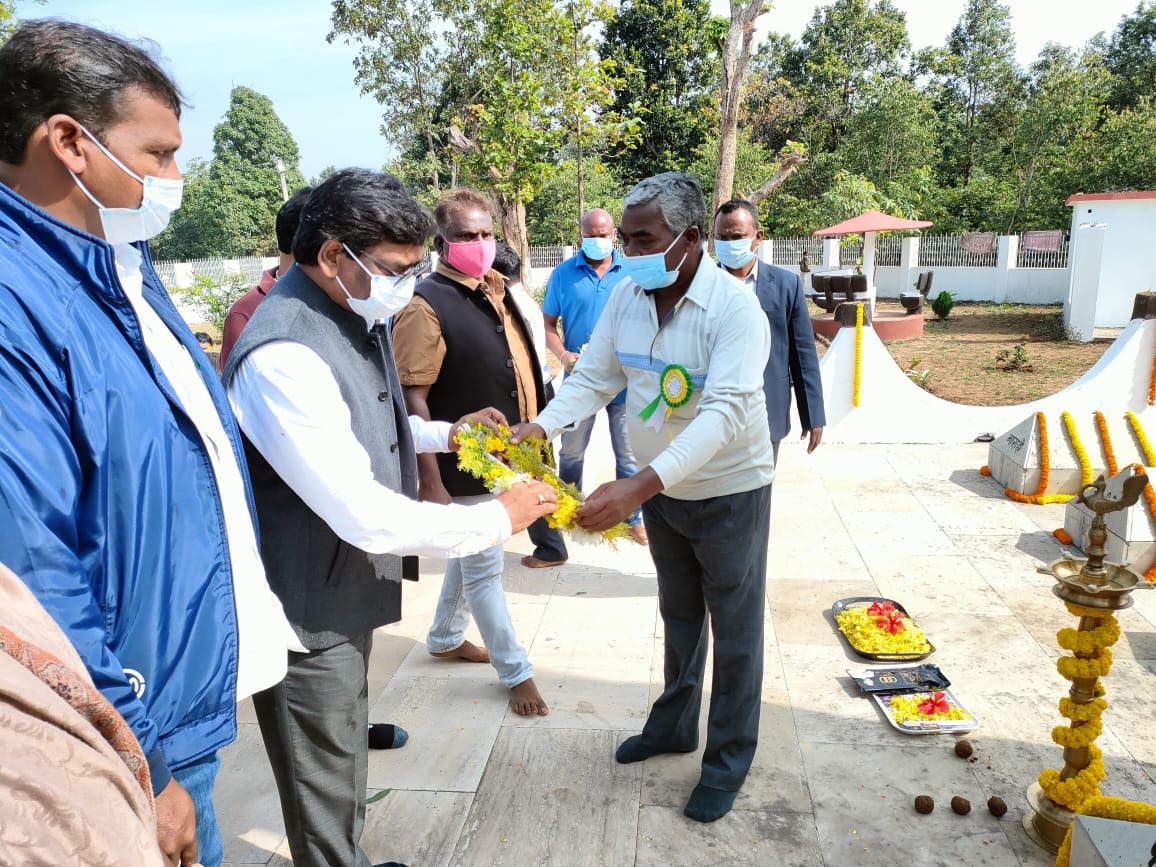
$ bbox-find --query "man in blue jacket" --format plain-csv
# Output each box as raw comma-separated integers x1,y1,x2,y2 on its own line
0,20,296,866
712,199,825,459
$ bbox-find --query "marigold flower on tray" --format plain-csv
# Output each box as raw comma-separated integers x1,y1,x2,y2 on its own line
834,606,931,655
887,692,971,725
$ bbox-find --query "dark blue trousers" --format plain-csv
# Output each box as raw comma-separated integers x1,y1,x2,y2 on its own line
639,483,770,791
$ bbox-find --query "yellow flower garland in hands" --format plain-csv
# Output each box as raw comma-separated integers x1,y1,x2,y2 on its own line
454,423,630,546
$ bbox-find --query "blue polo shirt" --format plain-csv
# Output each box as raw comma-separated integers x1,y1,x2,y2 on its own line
543,249,626,404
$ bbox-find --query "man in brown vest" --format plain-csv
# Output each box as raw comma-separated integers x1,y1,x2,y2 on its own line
393,188,550,716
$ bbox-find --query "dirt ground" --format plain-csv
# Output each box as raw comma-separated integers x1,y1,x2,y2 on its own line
812,300,1112,406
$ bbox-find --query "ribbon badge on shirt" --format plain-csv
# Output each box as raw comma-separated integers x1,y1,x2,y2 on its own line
639,364,693,432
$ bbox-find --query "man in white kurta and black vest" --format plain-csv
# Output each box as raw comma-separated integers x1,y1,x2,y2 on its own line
392,188,551,717
223,170,556,867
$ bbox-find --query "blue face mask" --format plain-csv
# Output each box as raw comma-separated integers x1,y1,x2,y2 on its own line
714,237,757,270
621,230,689,291
581,236,615,261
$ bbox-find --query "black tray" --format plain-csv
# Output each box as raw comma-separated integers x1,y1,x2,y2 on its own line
832,596,935,662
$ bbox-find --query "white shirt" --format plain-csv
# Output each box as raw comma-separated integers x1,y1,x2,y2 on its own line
114,246,299,701
227,340,511,559
535,250,775,500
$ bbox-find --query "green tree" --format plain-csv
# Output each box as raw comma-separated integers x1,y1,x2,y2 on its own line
599,0,722,184
330,0,452,193
332,0,630,280
524,156,625,244
921,0,1022,187
1105,1,1156,109
834,77,938,191
792,0,911,149
1006,45,1111,230
1,0,44,42
154,86,304,258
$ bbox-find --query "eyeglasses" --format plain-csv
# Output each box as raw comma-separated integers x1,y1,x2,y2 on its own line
354,249,431,281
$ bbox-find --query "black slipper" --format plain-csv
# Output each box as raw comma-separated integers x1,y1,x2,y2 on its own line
367,723,409,750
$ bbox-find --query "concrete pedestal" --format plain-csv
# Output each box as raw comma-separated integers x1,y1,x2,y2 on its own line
1064,497,1156,574
1071,814,1156,866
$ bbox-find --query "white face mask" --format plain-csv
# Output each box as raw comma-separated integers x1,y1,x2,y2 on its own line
69,123,183,245
621,230,690,291
337,243,418,328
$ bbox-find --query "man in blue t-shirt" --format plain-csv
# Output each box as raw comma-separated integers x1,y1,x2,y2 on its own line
532,208,647,567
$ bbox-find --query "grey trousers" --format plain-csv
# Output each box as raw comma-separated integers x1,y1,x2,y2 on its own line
639,484,771,791
253,630,374,867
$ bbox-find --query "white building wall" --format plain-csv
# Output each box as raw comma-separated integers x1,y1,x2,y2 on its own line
1067,195,1156,330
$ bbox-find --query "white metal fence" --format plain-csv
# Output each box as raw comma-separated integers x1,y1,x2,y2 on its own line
767,237,824,267
918,235,998,268
1015,233,1070,269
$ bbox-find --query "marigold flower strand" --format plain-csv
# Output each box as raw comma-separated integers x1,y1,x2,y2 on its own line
852,303,863,408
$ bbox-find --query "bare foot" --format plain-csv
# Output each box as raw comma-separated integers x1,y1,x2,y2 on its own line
430,640,490,663
510,678,549,716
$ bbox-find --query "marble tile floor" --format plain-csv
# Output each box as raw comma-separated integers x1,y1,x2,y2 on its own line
217,440,1156,867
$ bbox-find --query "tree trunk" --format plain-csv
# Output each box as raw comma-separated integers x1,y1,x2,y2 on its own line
494,192,531,288
748,149,807,206
710,1,767,222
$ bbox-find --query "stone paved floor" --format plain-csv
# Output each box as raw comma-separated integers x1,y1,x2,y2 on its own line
217,438,1156,866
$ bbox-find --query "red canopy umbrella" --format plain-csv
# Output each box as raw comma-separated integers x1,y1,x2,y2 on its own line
812,210,933,292
813,209,932,237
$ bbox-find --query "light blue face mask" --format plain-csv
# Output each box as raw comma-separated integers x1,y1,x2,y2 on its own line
581,235,615,261
714,237,757,270
621,230,689,291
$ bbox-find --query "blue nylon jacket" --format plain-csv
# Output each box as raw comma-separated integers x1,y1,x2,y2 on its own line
0,183,246,793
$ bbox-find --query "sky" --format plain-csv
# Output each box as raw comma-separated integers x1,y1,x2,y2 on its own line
27,0,1143,180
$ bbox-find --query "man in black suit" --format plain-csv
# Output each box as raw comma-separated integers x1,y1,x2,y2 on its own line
712,200,825,459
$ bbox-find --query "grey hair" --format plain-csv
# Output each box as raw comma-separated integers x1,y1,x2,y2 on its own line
622,172,705,237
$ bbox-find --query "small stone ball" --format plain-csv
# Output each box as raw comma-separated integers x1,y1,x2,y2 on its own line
951,796,971,815
987,796,1008,817
914,795,935,814
954,739,974,758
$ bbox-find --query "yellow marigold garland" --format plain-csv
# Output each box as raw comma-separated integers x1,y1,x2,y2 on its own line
1057,617,1121,655
454,423,630,545
1093,411,1119,476
1039,604,1121,813
1056,796,1156,867
1005,413,1072,504
1125,411,1156,465
1062,411,1093,487
852,303,863,408
1039,744,1106,812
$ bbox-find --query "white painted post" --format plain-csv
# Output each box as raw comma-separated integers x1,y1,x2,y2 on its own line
757,238,772,265
899,236,920,294
995,235,1017,303
822,237,840,269
562,245,575,260
1065,224,1107,342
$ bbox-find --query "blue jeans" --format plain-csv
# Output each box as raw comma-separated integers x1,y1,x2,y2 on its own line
427,512,532,687
557,401,642,526
172,751,223,867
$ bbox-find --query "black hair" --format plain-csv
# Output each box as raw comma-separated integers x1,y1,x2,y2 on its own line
491,242,521,280
0,19,184,164
194,331,214,346
713,199,761,228
276,186,313,255
293,169,435,265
